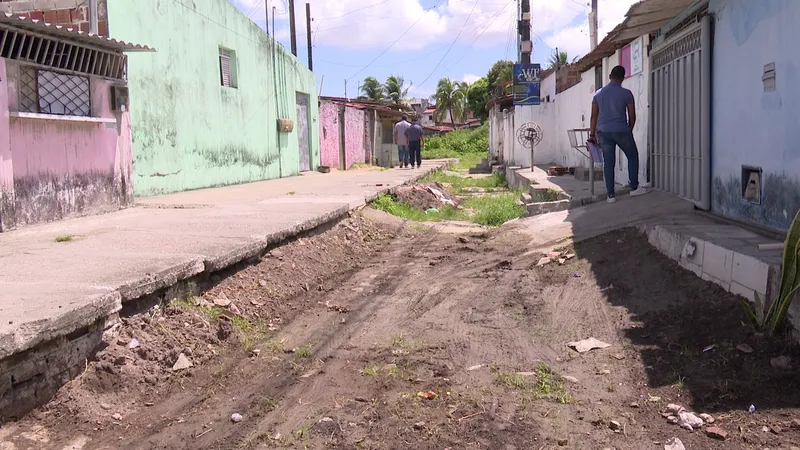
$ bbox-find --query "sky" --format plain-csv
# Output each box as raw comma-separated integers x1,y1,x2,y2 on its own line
228,0,641,99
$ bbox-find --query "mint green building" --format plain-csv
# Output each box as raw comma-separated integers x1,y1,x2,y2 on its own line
108,0,319,196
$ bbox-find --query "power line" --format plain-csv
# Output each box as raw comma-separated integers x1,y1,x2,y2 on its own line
415,0,479,90
317,45,449,68
346,1,442,90
317,0,391,21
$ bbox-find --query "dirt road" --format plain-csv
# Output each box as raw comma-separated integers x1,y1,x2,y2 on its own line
4,211,800,449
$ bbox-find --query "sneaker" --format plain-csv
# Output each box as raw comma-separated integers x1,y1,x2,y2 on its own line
607,196,617,204
630,187,650,197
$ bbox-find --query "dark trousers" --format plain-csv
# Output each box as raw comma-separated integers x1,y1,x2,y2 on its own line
409,140,422,167
598,131,639,197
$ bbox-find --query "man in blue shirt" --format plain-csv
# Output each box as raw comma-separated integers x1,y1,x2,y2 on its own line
405,119,424,169
589,65,649,203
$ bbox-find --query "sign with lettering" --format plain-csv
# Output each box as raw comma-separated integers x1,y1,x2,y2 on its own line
513,63,541,106
631,38,643,76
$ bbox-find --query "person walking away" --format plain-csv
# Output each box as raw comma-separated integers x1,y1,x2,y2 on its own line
589,65,649,203
394,115,412,168
406,119,424,169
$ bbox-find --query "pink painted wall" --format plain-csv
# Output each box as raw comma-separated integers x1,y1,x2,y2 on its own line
343,107,366,168
4,61,133,227
319,102,340,168
0,60,14,231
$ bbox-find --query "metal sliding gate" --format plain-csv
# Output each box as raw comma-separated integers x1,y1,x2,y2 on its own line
648,14,711,208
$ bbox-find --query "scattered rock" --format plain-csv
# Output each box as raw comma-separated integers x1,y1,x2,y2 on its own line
770,356,792,370
705,426,728,440
213,292,232,307
466,364,484,371
537,257,552,267
251,349,261,357
458,236,469,244
665,404,684,415
568,337,611,353
664,437,686,450
736,343,754,354
557,438,569,446
630,402,640,408
258,280,267,287
563,376,579,384
667,416,678,424
127,338,140,349
111,413,122,421
172,353,193,371
609,420,622,432
792,418,800,429
613,353,626,360
678,411,704,431
699,413,715,424
413,421,426,430
770,424,782,434
270,249,284,258
355,397,369,403
418,391,437,400
100,403,112,410
231,413,243,423
319,417,333,423
597,369,611,375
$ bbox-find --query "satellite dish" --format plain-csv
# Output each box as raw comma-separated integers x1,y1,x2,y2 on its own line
517,122,543,149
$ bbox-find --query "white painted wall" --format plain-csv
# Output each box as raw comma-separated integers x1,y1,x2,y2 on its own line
490,34,650,182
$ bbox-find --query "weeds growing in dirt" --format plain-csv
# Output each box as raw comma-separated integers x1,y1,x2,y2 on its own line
229,316,270,352
423,171,507,194
373,194,465,222
260,396,278,412
462,192,526,227
54,235,74,242
292,343,313,364
360,365,381,377
533,363,572,404
391,334,416,353
493,367,528,390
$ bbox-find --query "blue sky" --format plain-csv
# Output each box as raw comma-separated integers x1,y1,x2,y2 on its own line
228,0,639,98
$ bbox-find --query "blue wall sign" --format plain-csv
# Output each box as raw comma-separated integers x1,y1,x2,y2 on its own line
513,63,541,106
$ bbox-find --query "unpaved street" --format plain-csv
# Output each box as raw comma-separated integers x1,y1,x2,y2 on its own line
3,211,800,449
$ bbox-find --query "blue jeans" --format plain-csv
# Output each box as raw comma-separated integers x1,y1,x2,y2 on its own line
397,145,409,167
409,140,422,167
598,131,639,197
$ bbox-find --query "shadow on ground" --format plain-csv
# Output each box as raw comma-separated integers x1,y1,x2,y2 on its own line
566,211,800,416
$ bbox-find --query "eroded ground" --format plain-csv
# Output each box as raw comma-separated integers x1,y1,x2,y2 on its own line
3,212,800,450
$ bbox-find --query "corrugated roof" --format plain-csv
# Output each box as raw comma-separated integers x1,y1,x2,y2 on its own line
0,13,154,52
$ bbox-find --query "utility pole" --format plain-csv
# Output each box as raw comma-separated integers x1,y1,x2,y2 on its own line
589,0,599,50
89,0,98,34
344,79,348,100
288,0,298,56
516,0,521,63
265,1,269,36
519,0,531,64
305,3,313,70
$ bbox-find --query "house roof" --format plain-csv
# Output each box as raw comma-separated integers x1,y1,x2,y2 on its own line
0,13,154,52
423,108,436,114
319,96,408,117
572,0,695,73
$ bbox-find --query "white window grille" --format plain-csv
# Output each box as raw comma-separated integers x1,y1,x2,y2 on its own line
219,48,237,88
19,66,91,116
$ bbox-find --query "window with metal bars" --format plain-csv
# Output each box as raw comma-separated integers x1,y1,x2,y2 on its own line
219,47,237,88
18,66,91,116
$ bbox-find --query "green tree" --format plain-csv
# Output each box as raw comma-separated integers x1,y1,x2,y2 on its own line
456,82,470,123
547,50,579,69
384,74,411,106
467,77,489,120
486,60,514,96
360,76,384,100
432,77,465,125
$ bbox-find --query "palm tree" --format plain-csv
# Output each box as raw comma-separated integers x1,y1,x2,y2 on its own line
547,50,579,69
456,82,470,123
432,77,465,125
360,77,384,100
384,74,411,105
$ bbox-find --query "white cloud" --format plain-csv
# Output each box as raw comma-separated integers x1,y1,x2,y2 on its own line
230,0,638,55
462,73,481,84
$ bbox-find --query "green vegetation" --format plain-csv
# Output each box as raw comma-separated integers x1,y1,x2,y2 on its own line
492,363,572,404
422,170,506,193
423,124,488,160
462,193,526,227
547,50,579,69
54,235,74,243
373,194,465,223
743,210,800,334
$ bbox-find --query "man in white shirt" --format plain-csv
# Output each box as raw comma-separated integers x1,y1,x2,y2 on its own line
394,115,411,168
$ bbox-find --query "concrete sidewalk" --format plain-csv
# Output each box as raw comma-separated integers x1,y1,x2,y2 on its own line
0,161,447,360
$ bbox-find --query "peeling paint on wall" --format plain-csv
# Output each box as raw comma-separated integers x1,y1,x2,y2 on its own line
108,0,319,196
319,102,340,168
713,174,800,231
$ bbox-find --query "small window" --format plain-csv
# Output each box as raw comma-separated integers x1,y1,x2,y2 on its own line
428,115,433,120
219,47,237,88
18,66,90,116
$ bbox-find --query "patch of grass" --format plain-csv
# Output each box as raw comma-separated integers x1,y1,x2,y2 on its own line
292,343,313,363
423,124,488,159
360,365,381,377
372,194,466,222
494,370,528,390
54,235,74,243
452,153,485,171
462,192,526,227
533,363,572,404
287,191,296,195
422,171,507,194
172,298,225,321
229,316,270,352
391,334,416,352
260,396,278,412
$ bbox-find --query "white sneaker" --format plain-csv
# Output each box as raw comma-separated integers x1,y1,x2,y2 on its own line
630,187,650,197
607,197,617,204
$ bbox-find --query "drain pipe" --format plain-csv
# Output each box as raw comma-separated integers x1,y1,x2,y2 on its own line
89,0,99,34
699,13,712,210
